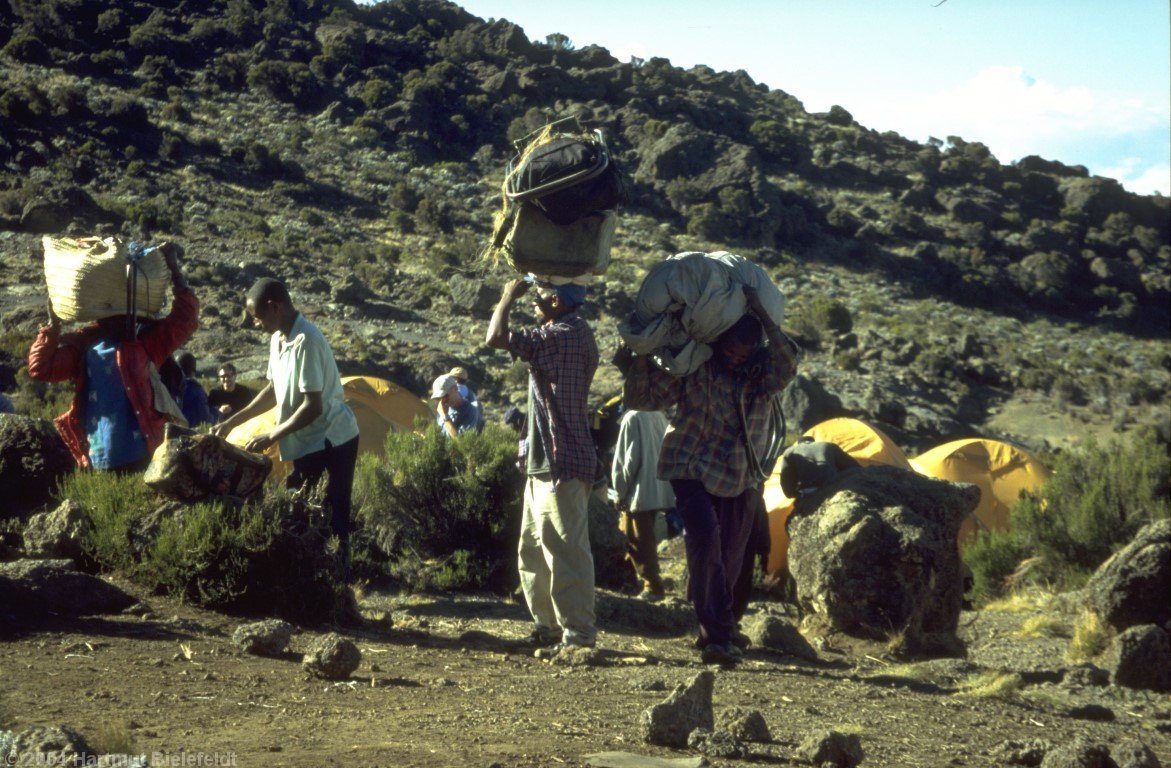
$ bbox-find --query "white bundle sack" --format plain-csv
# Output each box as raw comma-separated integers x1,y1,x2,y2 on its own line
619,251,785,376
43,236,169,323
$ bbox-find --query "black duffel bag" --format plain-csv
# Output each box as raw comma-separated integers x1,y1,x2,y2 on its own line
504,128,627,225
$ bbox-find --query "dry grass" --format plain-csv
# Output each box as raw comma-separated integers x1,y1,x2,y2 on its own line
90,720,137,756
954,672,1023,699
1014,615,1069,639
1066,610,1112,663
983,588,1056,614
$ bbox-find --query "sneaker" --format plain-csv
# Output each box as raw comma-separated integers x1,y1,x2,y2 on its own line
730,630,752,650
637,587,665,603
700,641,743,665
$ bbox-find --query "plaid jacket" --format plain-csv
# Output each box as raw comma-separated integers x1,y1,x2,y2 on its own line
509,313,599,484
625,347,795,498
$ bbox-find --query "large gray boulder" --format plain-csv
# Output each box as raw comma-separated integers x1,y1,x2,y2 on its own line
0,559,135,618
1085,519,1171,631
0,415,74,518
1106,624,1171,693
5,725,92,766
787,465,978,648
21,500,91,560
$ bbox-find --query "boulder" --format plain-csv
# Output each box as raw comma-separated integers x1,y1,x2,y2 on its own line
21,500,91,560
588,493,631,590
0,559,135,617
20,187,105,233
724,709,771,743
742,615,817,661
1085,518,1171,631
787,465,977,647
1110,739,1162,768
302,632,361,680
232,619,295,656
6,725,92,766
781,374,844,434
797,730,864,768
0,415,74,518
686,729,745,759
1105,624,1171,692
447,274,498,319
640,670,715,748
1038,738,1113,768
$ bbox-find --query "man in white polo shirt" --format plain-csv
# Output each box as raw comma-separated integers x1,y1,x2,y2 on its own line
213,278,359,580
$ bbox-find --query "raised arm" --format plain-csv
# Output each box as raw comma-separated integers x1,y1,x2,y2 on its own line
486,278,530,350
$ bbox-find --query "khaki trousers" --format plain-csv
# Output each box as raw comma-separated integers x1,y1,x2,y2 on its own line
620,510,665,593
518,476,596,645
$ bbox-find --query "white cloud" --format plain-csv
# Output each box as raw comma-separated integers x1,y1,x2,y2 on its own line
1101,159,1171,196
610,41,650,63
853,65,1169,193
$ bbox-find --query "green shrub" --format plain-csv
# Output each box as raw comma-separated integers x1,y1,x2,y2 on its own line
353,423,523,591
56,471,154,573
964,428,1170,602
247,60,322,109
2,33,52,65
59,472,355,624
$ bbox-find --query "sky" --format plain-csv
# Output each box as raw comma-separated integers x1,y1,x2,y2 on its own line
417,0,1170,196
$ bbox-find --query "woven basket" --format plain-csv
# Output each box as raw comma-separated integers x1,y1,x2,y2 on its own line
43,236,169,323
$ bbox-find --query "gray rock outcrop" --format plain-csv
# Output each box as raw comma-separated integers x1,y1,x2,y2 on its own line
0,559,135,618
1085,518,1171,631
798,730,864,768
21,500,91,560
787,465,977,648
1106,624,1171,692
232,619,295,656
640,670,715,748
302,632,361,680
743,615,817,661
0,415,74,518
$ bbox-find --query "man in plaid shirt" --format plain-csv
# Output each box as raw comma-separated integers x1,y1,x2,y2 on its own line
625,286,797,664
487,277,599,653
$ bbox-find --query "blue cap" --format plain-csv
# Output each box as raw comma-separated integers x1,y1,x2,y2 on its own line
553,283,587,308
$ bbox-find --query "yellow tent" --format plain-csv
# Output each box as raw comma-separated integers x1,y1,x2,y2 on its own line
909,438,1052,544
763,418,912,577
225,375,432,481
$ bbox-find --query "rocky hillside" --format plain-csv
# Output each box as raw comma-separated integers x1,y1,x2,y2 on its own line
0,0,1168,455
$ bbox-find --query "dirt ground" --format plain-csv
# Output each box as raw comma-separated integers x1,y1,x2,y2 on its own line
2,566,1169,768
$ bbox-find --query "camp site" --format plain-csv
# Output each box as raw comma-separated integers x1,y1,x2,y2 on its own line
0,1,1168,766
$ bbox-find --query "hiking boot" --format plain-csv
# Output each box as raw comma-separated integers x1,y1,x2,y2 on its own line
535,639,596,660
700,641,743,665
523,627,561,649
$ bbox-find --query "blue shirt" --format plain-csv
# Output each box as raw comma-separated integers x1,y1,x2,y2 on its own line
181,377,215,427
436,393,485,435
84,340,148,469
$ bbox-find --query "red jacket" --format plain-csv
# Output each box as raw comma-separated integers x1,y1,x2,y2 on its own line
27,289,200,468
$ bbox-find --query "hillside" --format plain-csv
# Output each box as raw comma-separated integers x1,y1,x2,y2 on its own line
0,0,1168,455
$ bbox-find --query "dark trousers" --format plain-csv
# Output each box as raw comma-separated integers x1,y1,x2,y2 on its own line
287,435,359,580
671,479,757,645
731,489,771,622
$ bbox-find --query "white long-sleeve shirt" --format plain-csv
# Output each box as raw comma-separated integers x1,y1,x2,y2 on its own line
609,409,675,512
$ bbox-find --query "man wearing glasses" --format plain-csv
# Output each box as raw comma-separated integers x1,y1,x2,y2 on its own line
208,362,256,420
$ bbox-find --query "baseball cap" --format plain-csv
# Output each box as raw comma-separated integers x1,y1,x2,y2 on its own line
430,374,458,399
